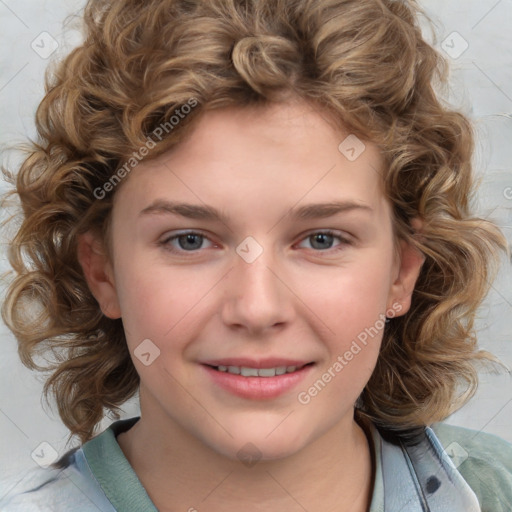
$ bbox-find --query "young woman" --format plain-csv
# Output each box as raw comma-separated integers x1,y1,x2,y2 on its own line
1,0,511,510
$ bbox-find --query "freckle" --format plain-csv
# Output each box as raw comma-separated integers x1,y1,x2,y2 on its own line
426,475,441,494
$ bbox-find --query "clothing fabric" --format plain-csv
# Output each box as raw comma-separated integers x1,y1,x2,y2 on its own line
1,417,511,511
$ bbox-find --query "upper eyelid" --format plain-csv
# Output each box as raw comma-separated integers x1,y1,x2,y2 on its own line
161,229,210,241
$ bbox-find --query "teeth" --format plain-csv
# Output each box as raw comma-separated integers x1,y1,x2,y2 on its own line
214,365,304,377
240,367,259,377
258,368,277,377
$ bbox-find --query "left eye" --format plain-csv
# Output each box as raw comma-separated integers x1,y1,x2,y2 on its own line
296,231,350,251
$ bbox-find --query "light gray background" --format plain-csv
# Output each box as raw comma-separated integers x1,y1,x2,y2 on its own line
1,0,511,489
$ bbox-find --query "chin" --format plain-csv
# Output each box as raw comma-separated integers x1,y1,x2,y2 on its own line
206,423,312,463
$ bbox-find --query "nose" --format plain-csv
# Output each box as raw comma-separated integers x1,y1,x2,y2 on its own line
220,246,294,336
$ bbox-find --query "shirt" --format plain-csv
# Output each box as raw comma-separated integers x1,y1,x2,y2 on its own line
1,416,511,511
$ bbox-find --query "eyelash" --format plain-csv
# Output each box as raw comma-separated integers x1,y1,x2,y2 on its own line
159,230,352,255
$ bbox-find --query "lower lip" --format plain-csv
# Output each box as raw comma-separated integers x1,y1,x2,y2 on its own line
201,364,314,400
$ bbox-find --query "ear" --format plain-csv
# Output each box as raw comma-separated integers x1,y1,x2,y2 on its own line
76,231,121,319
386,219,425,316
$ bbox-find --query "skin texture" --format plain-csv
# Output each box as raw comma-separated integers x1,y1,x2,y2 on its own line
77,99,424,512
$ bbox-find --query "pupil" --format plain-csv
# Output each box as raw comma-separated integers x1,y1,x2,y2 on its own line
179,234,202,250
311,233,333,250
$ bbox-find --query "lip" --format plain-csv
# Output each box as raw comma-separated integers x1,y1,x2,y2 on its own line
201,361,315,400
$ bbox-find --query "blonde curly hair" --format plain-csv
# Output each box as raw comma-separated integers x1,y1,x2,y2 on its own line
1,0,507,444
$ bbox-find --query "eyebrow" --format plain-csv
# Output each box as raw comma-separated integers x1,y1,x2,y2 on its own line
138,199,373,222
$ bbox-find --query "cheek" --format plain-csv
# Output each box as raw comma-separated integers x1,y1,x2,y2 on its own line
114,259,216,349
295,251,393,393
296,268,388,412
301,254,394,339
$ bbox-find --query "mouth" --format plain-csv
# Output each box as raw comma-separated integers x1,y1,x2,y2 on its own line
204,362,314,377
200,359,316,399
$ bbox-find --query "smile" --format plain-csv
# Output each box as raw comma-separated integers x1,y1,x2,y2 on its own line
210,364,310,377
201,362,315,399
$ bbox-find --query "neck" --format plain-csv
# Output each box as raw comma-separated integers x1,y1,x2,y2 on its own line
118,405,374,512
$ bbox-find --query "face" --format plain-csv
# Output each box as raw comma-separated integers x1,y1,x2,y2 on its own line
80,100,423,461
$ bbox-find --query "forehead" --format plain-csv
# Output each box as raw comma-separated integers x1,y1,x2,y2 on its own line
148,100,383,174
114,101,389,227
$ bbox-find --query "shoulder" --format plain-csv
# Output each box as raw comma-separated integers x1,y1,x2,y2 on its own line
432,422,512,512
0,448,115,512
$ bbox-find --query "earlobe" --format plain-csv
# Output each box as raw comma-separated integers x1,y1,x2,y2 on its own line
387,230,425,316
77,231,122,319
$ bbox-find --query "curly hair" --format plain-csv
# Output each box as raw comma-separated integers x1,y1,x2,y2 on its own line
1,0,508,444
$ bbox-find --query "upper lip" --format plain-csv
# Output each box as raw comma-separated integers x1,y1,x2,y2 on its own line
201,358,313,369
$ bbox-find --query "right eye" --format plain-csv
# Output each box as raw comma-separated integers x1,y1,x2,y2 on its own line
159,231,216,254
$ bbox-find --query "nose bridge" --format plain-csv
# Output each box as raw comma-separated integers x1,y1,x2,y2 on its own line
221,238,291,332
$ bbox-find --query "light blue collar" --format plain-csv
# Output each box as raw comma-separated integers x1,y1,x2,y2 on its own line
377,424,481,511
